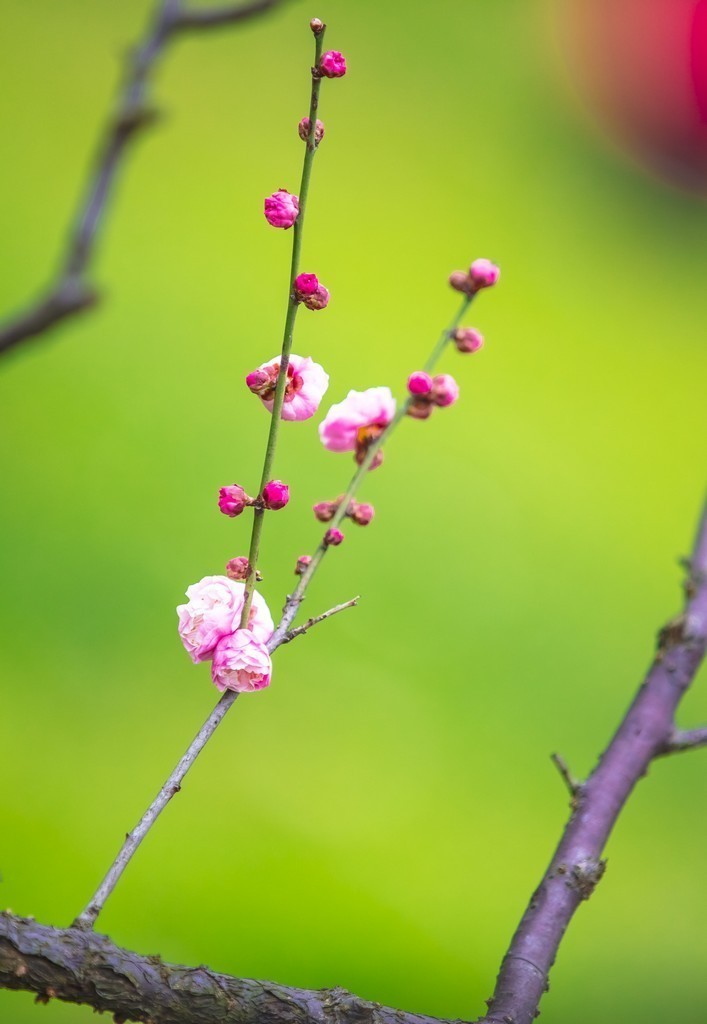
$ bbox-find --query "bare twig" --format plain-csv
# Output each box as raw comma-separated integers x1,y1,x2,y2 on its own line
279,596,360,644
0,0,286,359
549,752,582,798
0,912,452,1024
657,724,707,756
476,501,707,1024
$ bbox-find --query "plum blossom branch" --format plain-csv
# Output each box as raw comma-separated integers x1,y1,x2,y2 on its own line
279,596,360,644
72,20,336,932
0,0,287,359
239,23,326,630
476,500,707,1024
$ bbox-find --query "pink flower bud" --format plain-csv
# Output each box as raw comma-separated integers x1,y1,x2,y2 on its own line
313,500,338,522
350,502,374,526
218,485,253,518
310,17,325,35
211,630,272,693
355,447,384,470
453,327,484,354
449,270,472,293
319,51,347,78
298,117,325,144
324,527,344,546
246,368,272,394
468,258,500,289
407,371,433,396
431,373,460,408
261,480,290,510
294,272,319,297
264,189,299,229
225,557,250,581
406,398,433,420
303,284,330,310
295,554,312,575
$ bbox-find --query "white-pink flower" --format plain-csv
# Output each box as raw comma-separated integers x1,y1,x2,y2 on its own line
211,630,273,693
318,386,396,454
177,576,273,663
246,354,329,421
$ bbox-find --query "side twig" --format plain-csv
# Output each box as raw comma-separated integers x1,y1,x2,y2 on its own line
657,725,707,756
476,501,707,1024
279,596,360,645
0,0,286,359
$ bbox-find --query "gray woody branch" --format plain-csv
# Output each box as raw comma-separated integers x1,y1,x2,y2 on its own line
0,913,454,1024
1,504,706,1024
0,0,288,359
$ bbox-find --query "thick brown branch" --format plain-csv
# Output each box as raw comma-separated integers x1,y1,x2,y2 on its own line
0,913,452,1024
0,0,286,359
476,502,707,1024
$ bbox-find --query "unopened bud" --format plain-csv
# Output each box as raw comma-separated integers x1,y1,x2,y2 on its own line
226,556,251,581
468,258,500,289
303,284,330,310
218,485,253,518
246,368,271,394
431,373,459,408
355,447,384,470
406,398,433,420
350,502,374,526
295,554,312,575
298,116,325,145
453,327,484,354
310,17,325,35
313,500,338,522
324,527,344,546
294,272,319,299
449,270,472,293
407,371,433,396
261,480,290,510
319,51,347,78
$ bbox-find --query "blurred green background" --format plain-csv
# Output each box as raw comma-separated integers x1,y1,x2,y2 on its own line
1,2,706,1022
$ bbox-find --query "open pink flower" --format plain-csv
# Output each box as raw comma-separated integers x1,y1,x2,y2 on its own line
246,354,329,421
177,575,273,663
318,387,396,467
211,630,272,693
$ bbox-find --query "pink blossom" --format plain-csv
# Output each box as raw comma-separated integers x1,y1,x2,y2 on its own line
468,258,500,289
431,373,460,408
218,485,252,518
319,50,347,78
264,189,299,229
303,284,330,310
247,354,329,421
225,557,250,581
298,117,325,144
453,327,484,354
177,576,273,663
318,387,396,462
295,554,312,575
261,479,290,510
211,630,272,693
325,527,344,546
407,371,433,396
294,272,319,297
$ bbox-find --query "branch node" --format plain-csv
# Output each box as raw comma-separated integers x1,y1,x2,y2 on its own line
569,857,606,901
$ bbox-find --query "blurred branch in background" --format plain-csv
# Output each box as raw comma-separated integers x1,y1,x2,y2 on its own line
0,502,705,1024
0,0,289,360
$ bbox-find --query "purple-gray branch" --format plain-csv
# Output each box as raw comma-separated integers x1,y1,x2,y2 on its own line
476,500,707,1024
0,0,287,359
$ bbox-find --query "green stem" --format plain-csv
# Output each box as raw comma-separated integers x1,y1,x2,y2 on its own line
239,28,326,630
271,293,474,643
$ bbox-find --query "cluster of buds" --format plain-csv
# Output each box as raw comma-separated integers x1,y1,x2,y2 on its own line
449,258,500,295
218,480,290,517
293,272,329,310
405,371,459,419
313,497,375,527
